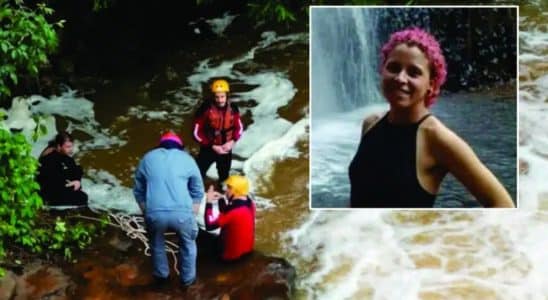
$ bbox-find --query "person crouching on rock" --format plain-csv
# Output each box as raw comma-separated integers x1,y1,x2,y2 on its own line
204,175,255,261
133,132,204,287
37,131,88,207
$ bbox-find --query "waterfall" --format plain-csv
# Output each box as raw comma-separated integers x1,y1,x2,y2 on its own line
311,8,384,117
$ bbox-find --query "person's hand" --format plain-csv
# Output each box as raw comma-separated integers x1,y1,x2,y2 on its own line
212,145,228,155
206,185,222,203
65,180,81,191
221,140,234,152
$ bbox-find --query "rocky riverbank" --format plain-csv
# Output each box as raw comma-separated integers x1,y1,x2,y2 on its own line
0,228,296,300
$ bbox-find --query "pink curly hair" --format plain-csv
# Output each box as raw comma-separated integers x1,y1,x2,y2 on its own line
380,27,447,107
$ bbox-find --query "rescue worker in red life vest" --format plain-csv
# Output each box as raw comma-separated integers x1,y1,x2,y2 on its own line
204,175,255,261
193,79,243,184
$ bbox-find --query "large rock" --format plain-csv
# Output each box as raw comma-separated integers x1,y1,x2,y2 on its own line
0,270,17,300
14,262,72,300
70,230,296,299
6,225,296,299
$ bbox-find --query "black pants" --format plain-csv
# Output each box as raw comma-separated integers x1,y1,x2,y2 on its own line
196,230,252,263
197,146,232,184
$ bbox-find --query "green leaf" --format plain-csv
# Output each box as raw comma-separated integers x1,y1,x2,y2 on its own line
39,124,47,135
9,73,17,84
64,248,71,260
21,236,31,246
55,220,66,233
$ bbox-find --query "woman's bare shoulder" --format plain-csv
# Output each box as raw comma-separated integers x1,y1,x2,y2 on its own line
361,113,383,136
420,116,472,158
420,116,460,143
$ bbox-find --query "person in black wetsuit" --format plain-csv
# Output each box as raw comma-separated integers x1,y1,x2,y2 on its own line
349,27,514,208
37,131,88,206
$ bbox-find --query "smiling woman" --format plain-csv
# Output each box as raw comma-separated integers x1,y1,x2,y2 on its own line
310,6,517,209
348,27,514,208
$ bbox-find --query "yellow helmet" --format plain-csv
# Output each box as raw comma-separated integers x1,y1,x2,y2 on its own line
211,79,230,93
224,175,249,198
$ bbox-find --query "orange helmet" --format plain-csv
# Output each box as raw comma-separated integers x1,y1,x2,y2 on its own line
211,79,230,93
224,175,249,197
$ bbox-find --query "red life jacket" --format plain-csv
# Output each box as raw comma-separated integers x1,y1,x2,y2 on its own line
205,104,234,145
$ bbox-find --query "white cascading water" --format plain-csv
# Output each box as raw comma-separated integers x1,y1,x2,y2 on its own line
295,5,546,300
311,8,387,207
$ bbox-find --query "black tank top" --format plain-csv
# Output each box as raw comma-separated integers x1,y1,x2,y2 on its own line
349,113,435,208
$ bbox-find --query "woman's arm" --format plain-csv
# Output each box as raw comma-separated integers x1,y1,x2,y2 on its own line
430,125,514,208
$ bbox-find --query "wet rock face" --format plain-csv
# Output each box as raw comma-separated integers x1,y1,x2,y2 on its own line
189,254,296,300
65,230,296,299
0,271,17,300
7,226,296,299
108,230,134,252
7,263,73,300
70,250,295,299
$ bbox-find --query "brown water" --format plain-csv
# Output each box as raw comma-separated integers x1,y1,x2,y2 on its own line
36,2,548,299
74,27,309,257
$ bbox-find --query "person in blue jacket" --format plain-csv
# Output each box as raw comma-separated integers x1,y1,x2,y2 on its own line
133,132,204,287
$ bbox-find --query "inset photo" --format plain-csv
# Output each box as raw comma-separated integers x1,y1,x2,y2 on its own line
310,6,517,209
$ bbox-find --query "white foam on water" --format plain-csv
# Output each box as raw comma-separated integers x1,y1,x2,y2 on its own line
291,5,547,298
205,12,238,36
233,117,293,159
287,210,548,299
29,92,94,122
163,90,197,117
85,32,308,214
31,116,57,158
204,160,246,181
520,30,548,52
127,106,169,120
1,92,137,214
83,169,141,215
0,96,92,158
85,32,306,213
534,74,548,98
243,118,307,190
311,104,388,203
519,53,545,63
518,13,548,211
187,31,307,92
519,100,548,210
184,32,308,195
26,91,127,150
1,31,307,218
0,97,55,157
2,98,37,138
237,72,297,117
231,71,298,158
